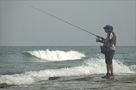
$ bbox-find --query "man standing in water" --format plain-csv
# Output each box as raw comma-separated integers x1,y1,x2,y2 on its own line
96,25,116,79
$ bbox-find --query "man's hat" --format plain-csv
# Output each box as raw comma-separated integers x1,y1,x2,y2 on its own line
103,25,113,33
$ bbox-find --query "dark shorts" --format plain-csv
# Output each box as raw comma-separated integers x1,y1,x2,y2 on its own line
105,50,115,64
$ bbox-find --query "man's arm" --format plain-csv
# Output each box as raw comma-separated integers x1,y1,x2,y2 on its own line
96,37,105,43
111,32,116,46
96,35,105,41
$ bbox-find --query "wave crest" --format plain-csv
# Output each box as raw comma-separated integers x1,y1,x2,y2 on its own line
26,49,86,61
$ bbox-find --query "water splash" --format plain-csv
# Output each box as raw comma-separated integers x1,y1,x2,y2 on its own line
26,49,86,61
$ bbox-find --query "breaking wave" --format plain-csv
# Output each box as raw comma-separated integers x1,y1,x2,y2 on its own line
26,49,86,61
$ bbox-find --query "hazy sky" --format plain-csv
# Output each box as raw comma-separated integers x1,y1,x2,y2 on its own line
0,0,136,46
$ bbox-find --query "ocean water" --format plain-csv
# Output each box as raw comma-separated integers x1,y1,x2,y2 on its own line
0,46,136,90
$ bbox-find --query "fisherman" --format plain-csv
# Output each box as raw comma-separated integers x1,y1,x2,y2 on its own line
96,25,116,79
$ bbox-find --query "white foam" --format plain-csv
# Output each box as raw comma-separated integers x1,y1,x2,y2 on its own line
27,49,86,61
84,58,134,74
130,65,136,71
0,58,135,85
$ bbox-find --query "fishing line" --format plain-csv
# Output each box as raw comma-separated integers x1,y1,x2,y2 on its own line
30,5,98,37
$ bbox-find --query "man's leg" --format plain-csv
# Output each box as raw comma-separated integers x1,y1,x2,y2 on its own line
109,64,114,79
109,50,115,76
106,64,110,74
102,64,110,78
110,64,113,75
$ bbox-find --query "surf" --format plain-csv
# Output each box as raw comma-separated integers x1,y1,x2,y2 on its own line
26,49,86,61
0,58,135,85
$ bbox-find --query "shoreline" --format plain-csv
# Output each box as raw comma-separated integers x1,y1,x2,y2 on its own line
1,74,136,90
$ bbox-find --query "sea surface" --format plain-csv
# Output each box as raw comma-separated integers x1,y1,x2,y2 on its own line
0,46,136,90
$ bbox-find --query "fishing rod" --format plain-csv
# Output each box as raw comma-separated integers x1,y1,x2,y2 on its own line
30,6,98,37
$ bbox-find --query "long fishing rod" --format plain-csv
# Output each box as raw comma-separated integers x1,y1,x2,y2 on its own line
30,6,98,37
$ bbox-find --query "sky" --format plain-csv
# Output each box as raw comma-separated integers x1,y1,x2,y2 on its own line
0,0,136,46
